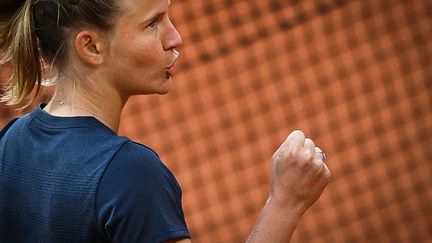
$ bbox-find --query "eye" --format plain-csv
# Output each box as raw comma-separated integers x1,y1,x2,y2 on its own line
147,19,158,30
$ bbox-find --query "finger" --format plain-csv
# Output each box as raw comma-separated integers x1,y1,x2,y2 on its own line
286,130,305,143
321,163,332,183
314,147,326,162
303,138,315,160
286,130,305,153
275,130,305,156
323,162,332,178
314,148,331,179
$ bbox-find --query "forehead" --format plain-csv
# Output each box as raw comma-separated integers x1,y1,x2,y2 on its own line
119,0,171,18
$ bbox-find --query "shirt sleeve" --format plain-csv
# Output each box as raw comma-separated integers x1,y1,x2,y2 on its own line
96,141,190,243
0,118,18,140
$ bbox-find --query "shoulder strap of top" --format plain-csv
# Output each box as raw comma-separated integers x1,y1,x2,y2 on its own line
0,118,18,140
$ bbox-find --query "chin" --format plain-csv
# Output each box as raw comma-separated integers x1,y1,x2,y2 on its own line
139,78,173,95
158,77,174,94
156,89,170,95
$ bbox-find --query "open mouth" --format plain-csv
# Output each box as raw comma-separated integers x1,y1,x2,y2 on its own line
165,50,180,79
165,63,176,79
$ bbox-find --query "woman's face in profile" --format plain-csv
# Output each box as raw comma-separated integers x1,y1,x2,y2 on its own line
102,0,182,98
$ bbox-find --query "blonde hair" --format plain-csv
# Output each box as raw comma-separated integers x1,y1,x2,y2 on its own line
0,0,120,108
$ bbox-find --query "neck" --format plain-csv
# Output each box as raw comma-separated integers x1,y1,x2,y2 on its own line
44,77,126,133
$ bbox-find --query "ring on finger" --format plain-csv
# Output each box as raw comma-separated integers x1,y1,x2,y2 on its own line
315,150,326,162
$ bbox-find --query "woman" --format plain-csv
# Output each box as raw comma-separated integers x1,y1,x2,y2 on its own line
0,0,332,242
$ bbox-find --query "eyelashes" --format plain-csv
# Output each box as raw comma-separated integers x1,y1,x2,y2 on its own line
147,19,158,30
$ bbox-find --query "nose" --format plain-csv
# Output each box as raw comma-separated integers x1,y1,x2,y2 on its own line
163,20,183,51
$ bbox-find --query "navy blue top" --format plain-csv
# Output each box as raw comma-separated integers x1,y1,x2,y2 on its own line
0,104,190,243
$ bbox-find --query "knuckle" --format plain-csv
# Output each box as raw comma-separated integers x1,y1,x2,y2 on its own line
302,159,317,170
287,146,296,158
305,138,315,145
304,151,314,161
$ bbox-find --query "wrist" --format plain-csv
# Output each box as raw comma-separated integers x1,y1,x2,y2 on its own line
246,196,305,243
265,195,307,219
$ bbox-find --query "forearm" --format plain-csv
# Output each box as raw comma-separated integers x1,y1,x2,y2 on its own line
246,197,306,243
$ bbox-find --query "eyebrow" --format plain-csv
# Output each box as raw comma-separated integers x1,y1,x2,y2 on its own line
148,12,165,23
139,1,171,26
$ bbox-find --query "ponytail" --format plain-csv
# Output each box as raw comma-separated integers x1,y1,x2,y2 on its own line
1,0,42,108
1,0,120,108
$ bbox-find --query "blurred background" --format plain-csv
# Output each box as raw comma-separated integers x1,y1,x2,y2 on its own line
1,0,431,242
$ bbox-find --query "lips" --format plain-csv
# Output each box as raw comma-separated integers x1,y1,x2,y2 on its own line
165,50,180,79
165,63,176,78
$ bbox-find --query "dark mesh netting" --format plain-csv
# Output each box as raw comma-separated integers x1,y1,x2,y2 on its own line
1,0,431,242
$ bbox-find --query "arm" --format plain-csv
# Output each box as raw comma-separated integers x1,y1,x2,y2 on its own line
246,199,303,242
170,130,331,243
247,130,332,242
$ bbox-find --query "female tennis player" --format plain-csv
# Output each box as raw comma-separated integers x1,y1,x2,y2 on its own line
0,0,331,242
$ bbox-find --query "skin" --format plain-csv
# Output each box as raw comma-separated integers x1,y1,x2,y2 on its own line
44,0,181,132
41,0,332,242
246,130,331,243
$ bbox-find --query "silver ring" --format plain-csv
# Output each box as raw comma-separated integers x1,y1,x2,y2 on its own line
315,151,326,162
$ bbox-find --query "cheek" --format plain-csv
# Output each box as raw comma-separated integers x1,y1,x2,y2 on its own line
122,38,163,72
105,36,166,94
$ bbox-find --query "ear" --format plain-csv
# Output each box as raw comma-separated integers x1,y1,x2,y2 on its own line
74,30,106,66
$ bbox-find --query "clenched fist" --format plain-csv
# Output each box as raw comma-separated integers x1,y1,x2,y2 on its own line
247,130,332,243
270,130,332,213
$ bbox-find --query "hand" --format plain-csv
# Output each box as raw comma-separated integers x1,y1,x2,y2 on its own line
269,130,332,213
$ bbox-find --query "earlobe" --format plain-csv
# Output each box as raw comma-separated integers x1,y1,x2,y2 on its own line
74,30,105,66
